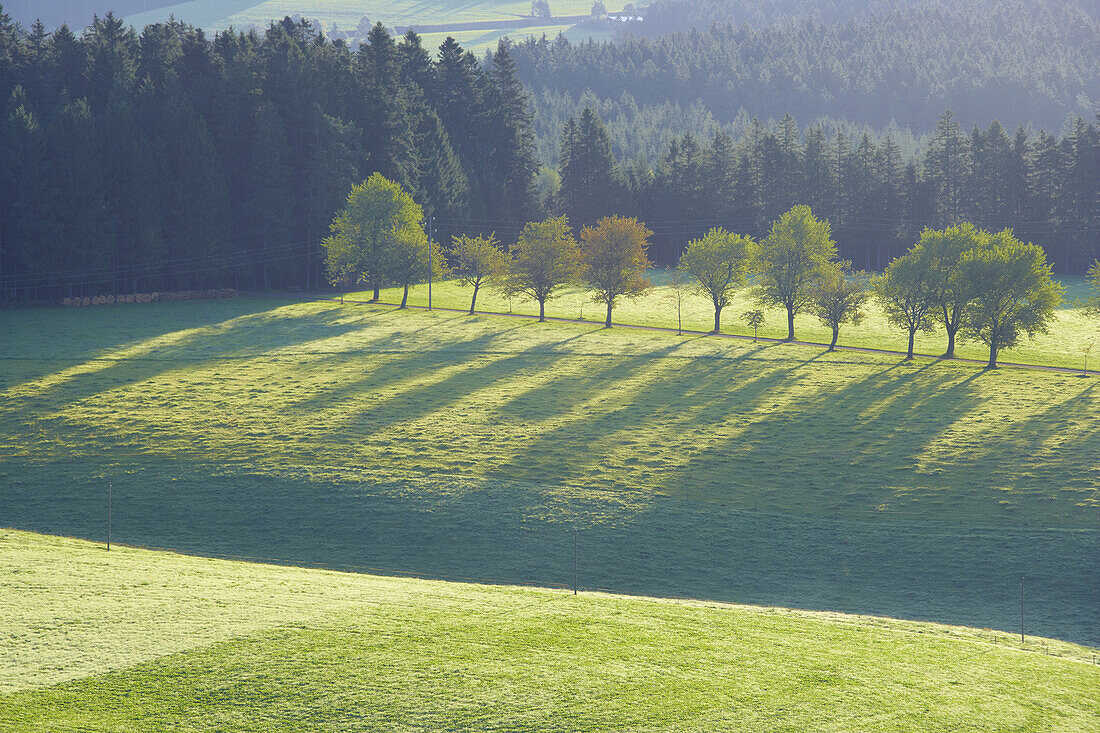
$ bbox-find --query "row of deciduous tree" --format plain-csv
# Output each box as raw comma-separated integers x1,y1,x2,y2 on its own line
550,106,1100,274
0,10,538,301
325,176,1075,367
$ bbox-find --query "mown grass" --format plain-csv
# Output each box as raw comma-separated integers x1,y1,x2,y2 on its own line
0,298,1097,646
356,272,1098,371
2,530,1097,731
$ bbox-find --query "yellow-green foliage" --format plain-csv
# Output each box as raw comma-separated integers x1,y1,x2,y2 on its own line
361,271,1099,369
2,530,1097,731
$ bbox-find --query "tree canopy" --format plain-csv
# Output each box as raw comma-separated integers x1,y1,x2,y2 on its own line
959,231,1063,367
754,206,838,340
678,228,753,332
505,216,581,322
579,216,653,327
322,173,424,301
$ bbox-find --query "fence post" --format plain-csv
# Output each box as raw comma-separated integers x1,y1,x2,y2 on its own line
1019,574,1024,645
574,528,578,595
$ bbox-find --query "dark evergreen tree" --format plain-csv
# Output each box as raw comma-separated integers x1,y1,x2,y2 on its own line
558,107,622,225
487,41,540,222
243,103,293,288
358,23,416,188
926,111,970,226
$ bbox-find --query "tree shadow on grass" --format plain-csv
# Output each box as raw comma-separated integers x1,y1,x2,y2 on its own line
653,357,989,515
0,304,413,446
480,343,806,493
951,379,1100,523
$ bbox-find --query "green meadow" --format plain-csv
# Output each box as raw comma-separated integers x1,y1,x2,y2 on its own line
125,0,610,51
2,530,1097,731
0,297,1097,647
357,271,1099,371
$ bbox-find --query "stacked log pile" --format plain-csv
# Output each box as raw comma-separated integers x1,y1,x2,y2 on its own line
61,289,239,306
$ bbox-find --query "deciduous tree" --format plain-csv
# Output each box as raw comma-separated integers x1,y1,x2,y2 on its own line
742,309,764,341
679,227,752,332
450,233,507,314
387,227,446,308
755,206,837,340
579,216,652,327
960,230,1063,368
506,216,580,322
811,262,868,351
322,173,423,300
874,251,937,359
915,224,982,357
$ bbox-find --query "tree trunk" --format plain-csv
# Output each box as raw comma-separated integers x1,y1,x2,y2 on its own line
399,285,408,309
470,285,479,315
944,326,957,358
907,329,916,359
539,299,545,322
829,326,839,351
372,282,380,302
605,301,613,328
987,341,998,368
713,305,722,333
786,307,795,341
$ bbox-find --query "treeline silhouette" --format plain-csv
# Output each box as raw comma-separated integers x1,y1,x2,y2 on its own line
514,0,1099,132
0,10,539,301
552,109,1099,272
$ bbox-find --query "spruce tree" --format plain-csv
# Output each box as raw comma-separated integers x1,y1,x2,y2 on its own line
244,104,293,288
559,107,621,226
926,111,970,227
358,23,416,188
487,41,540,222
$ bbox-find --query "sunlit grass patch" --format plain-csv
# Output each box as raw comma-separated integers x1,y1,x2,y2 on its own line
2,530,1097,731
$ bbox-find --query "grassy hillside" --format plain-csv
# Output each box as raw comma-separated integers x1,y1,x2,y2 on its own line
2,530,1097,731
123,0,609,51
0,297,1096,646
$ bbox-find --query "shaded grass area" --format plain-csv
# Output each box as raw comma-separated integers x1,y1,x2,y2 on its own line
4,470,1097,644
0,298,1097,644
2,531,1097,732
355,272,1099,370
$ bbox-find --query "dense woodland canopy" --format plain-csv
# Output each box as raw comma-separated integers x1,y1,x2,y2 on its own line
0,9,538,300
556,109,1099,271
517,0,1098,147
0,2,1097,301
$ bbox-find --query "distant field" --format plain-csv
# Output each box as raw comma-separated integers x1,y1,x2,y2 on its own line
123,0,611,51
2,530,1097,731
356,272,1099,371
0,298,1097,645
